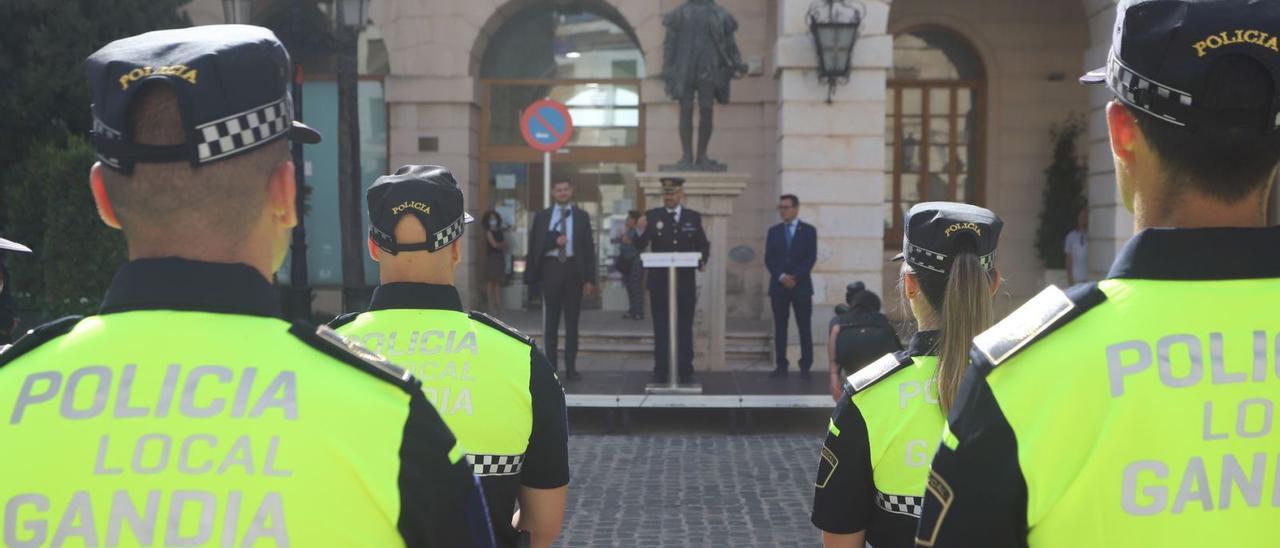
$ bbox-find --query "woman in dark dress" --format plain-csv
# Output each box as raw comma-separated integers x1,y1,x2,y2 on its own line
481,210,507,312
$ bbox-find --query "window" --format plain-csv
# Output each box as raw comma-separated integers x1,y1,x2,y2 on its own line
885,27,985,246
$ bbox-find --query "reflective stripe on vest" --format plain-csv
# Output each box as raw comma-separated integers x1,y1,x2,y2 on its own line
0,310,409,547
338,309,533,473
989,278,1280,546
853,355,943,511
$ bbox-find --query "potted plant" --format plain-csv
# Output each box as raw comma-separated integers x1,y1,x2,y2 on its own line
1036,115,1088,288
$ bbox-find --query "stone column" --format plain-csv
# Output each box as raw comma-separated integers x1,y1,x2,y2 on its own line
639,172,749,371
1084,1,1132,279
774,0,892,361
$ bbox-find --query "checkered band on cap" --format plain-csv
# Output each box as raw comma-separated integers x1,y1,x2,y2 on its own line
876,491,923,518
1107,53,1195,128
905,242,949,275
906,242,997,274
432,215,466,250
93,116,124,169
467,453,524,477
195,98,291,163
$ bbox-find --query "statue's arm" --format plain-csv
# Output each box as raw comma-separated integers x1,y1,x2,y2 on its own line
723,13,747,72
662,11,679,78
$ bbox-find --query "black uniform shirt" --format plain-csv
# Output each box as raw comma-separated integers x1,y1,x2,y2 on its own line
812,330,940,548
633,205,710,264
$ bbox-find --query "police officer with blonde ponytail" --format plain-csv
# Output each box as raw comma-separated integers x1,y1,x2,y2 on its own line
811,202,1002,548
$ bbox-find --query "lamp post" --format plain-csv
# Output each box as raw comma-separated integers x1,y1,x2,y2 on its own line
288,0,313,322
336,0,370,313
806,0,865,104
221,0,252,24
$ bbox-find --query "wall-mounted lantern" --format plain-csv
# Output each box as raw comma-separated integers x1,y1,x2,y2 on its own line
807,0,866,104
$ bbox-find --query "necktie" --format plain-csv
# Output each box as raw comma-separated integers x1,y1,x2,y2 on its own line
785,222,795,248
556,208,569,262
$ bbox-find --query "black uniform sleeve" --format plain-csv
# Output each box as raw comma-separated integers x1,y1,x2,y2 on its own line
521,346,570,489
398,386,497,548
915,363,1026,548
811,389,874,534
694,213,710,264
581,212,597,284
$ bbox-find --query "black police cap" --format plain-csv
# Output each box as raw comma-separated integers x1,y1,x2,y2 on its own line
892,202,1002,276
0,237,31,254
367,165,474,254
86,25,321,174
660,177,686,193
1081,0,1280,132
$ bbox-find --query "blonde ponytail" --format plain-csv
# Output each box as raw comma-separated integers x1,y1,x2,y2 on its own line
936,251,994,413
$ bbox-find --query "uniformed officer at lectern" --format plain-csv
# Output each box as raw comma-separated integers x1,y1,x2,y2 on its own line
329,165,570,548
0,26,494,548
634,177,709,384
918,1,1280,546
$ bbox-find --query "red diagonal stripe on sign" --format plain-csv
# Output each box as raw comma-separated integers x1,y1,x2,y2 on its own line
531,110,565,143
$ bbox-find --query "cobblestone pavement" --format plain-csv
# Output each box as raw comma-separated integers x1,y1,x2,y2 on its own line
559,434,824,548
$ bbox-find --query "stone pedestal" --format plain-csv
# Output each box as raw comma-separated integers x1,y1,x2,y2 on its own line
639,172,749,371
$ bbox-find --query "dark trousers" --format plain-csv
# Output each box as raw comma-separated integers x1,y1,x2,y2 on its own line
771,290,814,371
650,269,696,379
624,260,645,317
540,257,583,372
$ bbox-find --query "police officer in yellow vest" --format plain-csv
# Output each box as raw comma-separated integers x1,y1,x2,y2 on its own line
329,165,570,548
0,26,494,548
812,203,1003,548
918,1,1280,546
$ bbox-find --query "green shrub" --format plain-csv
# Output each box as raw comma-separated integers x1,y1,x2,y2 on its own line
3,135,126,319
1036,115,1088,269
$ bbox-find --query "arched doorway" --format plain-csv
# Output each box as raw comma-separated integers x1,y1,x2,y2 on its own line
478,4,646,311
884,26,986,248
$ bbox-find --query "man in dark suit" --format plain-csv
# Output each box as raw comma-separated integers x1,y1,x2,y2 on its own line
764,194,817,378
634,177,709,384
524,179,596,381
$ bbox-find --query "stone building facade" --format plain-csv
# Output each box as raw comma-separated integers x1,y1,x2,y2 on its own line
186,0,1280,353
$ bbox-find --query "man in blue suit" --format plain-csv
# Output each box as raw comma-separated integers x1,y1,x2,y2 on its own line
764,194,817,378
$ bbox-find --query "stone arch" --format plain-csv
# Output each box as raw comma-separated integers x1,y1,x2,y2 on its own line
467,0,654,78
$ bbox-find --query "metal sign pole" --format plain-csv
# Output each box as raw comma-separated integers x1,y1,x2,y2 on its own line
668,265,678,388
543,150,551,209
541,149,551,356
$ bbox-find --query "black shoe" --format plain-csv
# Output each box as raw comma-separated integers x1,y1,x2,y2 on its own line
566,369,581,382
678,373,695,385
769,368,788,379
799,369,811,380
651,371,669,384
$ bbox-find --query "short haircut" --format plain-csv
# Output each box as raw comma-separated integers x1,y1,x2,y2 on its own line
780,194,799,207
552,180,571,187
1129,55,1280,203
627,209,642,220
101,83,288,243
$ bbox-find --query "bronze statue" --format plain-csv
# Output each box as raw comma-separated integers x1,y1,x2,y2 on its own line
662,0,748,172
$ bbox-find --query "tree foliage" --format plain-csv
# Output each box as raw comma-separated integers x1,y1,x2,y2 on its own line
1036,115,1089,269
0,0,189,320
5,136,127,318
